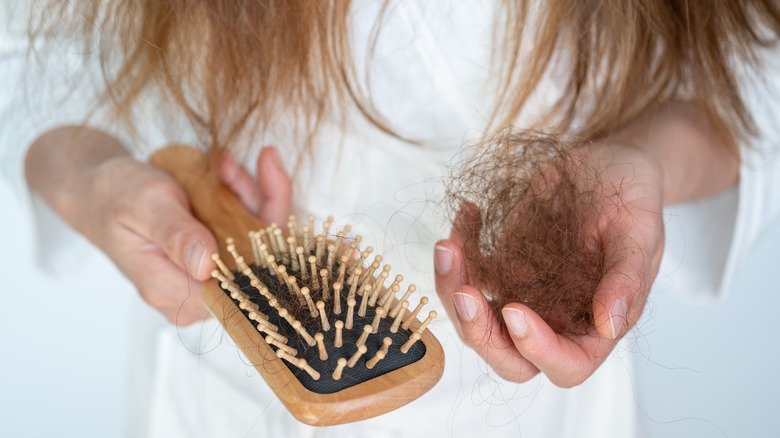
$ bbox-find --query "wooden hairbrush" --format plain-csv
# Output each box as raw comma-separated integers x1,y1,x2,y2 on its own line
149,145,445,426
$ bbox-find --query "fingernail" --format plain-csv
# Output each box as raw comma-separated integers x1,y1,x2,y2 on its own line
185,240,208,277
609,298,627,340
434,245,453,275
452,292,477,321
502,308,529,337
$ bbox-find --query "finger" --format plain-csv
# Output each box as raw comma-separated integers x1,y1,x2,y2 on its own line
434,239,469,287
116,229,211,325
592,257,639,341
141,253,211,325
138,253,211,325
434,204,479,296
122,185,218,282
452,287,540,382
434,239,539,382
255,146,293,225
501,302,615,387
218,152,261,214
434,239,468,336
592,210,661,340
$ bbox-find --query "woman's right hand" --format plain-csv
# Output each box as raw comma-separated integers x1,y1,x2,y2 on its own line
26,126,292,325
74,154,220,325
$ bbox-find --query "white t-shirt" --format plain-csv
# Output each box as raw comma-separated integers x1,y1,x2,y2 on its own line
2,2,779,437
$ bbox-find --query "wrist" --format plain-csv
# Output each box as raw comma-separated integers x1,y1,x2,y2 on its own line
608,102,739,205
25,126,129,233
578,141,665,207
58,155,132,238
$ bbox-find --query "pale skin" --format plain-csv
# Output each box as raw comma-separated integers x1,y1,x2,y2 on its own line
25,102,738,384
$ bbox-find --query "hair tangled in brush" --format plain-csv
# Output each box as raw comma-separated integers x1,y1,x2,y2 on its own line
447,130,622,337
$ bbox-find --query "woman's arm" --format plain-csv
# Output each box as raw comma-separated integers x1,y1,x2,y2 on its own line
611,101,739,205
434,101,739,387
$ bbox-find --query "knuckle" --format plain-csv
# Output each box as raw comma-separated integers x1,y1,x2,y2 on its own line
138,178,186,202
460,325,490,349
109,200,133,227
110,180,185,223
163,228,191,254
488,350,537,383
163,227,205,261
458,314,500,349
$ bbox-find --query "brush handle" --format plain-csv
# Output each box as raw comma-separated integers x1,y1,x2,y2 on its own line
149,144,264,270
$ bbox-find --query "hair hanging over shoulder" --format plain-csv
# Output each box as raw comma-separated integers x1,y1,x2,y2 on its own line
28,0,395,153
494,0,780,153
28,0,780,154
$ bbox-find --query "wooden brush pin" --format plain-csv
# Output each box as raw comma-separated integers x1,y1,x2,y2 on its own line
151,145,444,426
366,350,386,370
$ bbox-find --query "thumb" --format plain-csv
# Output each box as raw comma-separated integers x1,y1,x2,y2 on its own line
256,146,293,224
591,268,634,340
131,188,219,282
591,228,649,340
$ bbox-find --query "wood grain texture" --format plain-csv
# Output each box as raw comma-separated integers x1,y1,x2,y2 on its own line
150,145,445,426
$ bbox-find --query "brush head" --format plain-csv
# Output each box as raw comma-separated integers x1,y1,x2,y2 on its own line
150,145,444,426
209,217,444,424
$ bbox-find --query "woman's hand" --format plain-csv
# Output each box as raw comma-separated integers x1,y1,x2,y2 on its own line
434,102,738,387
26,126,292,325
217,146,293,223
435,143,665,387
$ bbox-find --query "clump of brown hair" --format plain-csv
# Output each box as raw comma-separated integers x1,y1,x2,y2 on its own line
447,130,615,336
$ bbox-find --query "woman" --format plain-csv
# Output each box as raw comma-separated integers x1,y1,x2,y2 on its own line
3,1,780,436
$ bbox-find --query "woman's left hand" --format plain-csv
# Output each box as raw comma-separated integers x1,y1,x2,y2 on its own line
218,146,293,225
434,142,666,387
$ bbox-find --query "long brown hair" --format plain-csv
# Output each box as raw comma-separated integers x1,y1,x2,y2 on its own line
29,0,384,153
29,0,780,155
495,0,780,153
